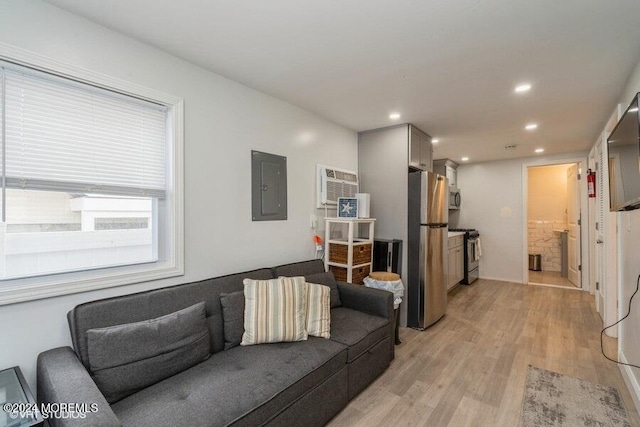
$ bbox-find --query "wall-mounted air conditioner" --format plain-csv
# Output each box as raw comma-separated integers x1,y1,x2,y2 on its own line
316,165,359,208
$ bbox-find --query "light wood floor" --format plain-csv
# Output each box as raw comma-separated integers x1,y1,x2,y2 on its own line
328,279,640,427
529,270,576,288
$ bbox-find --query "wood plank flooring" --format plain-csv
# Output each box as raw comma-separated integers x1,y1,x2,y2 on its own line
327,279,640,427
529,270,575,288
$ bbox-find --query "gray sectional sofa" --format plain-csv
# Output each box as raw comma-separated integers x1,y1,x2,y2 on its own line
37,259,394,427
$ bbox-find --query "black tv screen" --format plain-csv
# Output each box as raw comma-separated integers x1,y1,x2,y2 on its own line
607,93,640,211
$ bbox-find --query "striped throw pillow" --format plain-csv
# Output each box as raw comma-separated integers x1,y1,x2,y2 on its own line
306,282,331,339
241,277,308,346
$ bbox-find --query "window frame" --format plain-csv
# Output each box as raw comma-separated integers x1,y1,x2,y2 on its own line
0,44,184,306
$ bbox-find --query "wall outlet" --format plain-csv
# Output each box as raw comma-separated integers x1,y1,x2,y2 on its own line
310,214,318,229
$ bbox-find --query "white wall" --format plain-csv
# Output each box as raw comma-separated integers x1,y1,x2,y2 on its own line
614,56,640,411
528,164,570,222
0,1,357,391
455,152,587,283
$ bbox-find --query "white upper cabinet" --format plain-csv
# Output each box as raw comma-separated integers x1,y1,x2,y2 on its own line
434,159,459,188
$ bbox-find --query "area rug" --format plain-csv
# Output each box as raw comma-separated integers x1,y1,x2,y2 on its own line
519,365,631,427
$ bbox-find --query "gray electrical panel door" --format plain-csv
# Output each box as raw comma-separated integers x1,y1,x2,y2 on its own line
251,150,287,221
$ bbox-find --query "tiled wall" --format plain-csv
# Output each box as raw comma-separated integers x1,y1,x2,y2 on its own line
528,220,566,272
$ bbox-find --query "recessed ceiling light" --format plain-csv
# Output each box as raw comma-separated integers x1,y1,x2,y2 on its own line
629,107,639,113
525,123,538,131
389,113,401,120
432,138,439,144
461,157,469,162
515,83,532,93
535,148,545,153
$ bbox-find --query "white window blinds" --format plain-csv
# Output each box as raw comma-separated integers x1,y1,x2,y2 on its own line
1,65,167,198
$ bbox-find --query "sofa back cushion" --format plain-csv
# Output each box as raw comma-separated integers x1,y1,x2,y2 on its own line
87,302,210,403
220,291,244,350
305,272,341,308
273,259,341,307
68,268,274,369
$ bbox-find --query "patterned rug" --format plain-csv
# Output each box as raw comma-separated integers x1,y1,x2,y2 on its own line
520,366,631,427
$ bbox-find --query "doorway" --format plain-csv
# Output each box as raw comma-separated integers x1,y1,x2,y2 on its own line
526,162,581,288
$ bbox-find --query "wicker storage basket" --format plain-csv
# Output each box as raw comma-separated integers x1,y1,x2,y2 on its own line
329,242,372,265
330,265,371,285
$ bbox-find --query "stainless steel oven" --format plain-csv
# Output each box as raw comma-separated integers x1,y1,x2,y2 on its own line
449,228,479,284
465,232,479,284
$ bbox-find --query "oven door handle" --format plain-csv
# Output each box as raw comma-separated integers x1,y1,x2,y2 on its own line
468,238,477,260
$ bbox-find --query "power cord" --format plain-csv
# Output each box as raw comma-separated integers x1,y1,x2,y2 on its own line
600,273,640,369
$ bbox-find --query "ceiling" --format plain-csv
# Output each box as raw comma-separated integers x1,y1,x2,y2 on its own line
45,0,640,164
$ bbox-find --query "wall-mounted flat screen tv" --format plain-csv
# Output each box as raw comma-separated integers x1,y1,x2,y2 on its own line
606,93,640,211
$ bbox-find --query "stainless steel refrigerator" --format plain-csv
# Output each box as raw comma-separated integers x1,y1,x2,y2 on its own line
407,171,449,329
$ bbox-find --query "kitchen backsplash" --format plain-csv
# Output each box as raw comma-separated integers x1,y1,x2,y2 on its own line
528,220,566,272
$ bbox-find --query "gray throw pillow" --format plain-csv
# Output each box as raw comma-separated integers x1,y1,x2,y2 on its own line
305,271,341,308
86,301,210,403
220,291,245,350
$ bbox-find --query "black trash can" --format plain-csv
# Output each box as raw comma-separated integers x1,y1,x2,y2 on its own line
529,254,542,271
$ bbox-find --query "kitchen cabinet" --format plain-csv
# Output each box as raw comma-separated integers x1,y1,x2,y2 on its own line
325,218,375,285
434,159,459,188
447,234,464,290
409,126,432,171
446,167,456,188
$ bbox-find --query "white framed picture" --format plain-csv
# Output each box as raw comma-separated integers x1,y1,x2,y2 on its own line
337,197,358,218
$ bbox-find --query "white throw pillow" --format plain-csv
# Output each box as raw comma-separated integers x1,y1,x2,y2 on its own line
241,276,308,345
306,282,331,339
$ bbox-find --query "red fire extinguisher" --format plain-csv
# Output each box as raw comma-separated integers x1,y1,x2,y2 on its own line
587,169,596,198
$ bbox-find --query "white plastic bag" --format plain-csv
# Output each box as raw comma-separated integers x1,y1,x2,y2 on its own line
363,277,404,309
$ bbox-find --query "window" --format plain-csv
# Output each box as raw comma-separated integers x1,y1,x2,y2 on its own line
0,53,183,304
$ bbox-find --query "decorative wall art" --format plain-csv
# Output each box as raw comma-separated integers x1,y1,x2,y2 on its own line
337,197,358,218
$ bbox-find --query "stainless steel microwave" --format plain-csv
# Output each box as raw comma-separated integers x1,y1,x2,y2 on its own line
449,188,461,209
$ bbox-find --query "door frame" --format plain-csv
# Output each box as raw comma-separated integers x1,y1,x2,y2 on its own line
566,164,581,287
588,146,597,297
521,156,590,290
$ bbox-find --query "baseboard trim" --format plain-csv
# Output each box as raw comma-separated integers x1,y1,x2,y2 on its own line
477,275,521,283
619,350,640,416
528,282,584,291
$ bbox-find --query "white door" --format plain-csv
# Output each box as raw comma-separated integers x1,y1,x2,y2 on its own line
567,164,581,287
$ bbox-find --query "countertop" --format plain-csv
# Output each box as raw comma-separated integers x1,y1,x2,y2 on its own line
448,231,465,238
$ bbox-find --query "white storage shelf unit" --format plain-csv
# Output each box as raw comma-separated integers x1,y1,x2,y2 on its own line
324,218,375,284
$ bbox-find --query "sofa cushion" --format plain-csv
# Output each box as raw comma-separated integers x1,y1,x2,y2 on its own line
68,268,274,367
110,338,348,427
329,307,389,362
272,260,341,307
86,302,210,403
272,259,326,277
220,291,244,350
306,283,331,339
242,277,308,345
